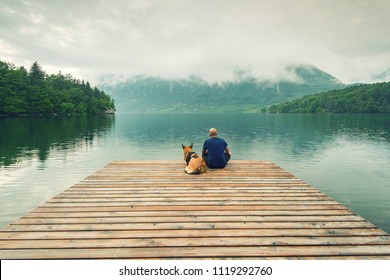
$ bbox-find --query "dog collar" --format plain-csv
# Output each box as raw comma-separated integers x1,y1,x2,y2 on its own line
185,151,196,165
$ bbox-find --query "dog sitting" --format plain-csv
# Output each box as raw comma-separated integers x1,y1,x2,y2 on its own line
181,143,206,174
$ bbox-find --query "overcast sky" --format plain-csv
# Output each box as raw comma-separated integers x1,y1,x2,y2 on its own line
1,0,390,84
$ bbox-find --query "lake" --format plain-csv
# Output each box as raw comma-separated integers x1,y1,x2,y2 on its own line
1,113,390,234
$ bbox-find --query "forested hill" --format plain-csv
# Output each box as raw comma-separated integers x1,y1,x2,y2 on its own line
268,82,390,113
102,65,344,113
0,61,115,115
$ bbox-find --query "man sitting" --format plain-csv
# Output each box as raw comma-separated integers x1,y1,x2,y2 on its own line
202,128,232,168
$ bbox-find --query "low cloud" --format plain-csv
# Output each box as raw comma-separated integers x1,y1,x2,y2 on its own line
1,0,390,84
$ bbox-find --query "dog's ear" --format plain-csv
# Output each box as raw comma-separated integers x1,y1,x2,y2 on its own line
181,143,185,149
190,143,193,148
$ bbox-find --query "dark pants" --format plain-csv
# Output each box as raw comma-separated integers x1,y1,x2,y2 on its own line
203,153,231,168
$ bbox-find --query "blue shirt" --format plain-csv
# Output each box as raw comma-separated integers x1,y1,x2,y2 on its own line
202,137,228,168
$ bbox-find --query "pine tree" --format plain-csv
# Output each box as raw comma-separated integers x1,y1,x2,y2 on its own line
28,61,45,85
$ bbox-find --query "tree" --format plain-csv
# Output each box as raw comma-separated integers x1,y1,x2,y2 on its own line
0,60,115,115
28,61,45,85
267,82,390,113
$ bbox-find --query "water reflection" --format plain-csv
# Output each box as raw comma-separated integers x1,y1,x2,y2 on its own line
114,113,390,162
0,115,115,167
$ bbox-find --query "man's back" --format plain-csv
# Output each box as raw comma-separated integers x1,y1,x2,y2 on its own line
202,137,228,168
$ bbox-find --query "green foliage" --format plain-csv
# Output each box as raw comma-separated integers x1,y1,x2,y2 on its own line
268,83,390,113
29,61,45,86
0,60,115,115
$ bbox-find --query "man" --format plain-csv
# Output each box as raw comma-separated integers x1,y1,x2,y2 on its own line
202,128,232,168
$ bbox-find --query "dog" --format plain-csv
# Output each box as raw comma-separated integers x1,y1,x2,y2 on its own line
181,143,206,174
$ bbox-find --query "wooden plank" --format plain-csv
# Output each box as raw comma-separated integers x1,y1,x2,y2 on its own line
47,196,332,203
1,236,390,250
57,191,325,197
12,214,366,225
24,209,355,218
1,245,390,259
39,201,340,208
32,204,347,210
69,184,310,189
63,189,315,194
1,228,387,240
1,221,377,232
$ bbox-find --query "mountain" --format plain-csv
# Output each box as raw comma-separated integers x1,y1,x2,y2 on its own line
372,68,390,82
268,82,390,113
101,64,345,113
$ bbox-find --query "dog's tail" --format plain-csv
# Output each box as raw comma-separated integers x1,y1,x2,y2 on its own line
185,166,197,174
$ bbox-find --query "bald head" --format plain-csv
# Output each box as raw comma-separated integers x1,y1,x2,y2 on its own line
209,128,218,137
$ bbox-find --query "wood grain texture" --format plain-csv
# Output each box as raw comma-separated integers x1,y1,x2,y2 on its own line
1,160,389,259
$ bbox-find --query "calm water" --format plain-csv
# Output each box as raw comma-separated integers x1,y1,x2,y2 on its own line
1,113,390,233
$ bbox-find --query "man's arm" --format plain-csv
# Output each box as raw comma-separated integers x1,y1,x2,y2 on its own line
225,146,232,156
202,141,208,155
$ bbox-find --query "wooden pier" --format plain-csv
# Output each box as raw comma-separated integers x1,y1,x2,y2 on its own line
1,160,390,259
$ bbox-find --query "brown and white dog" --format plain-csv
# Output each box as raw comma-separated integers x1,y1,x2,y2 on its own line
181,143,206,174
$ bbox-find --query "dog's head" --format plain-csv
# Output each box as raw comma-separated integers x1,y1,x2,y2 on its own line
181,143,193,160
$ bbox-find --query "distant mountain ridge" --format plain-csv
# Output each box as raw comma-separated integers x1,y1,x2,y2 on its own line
101,64,345,113
372,68,390,82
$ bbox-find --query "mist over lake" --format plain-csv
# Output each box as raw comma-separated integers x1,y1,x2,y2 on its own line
1,113,389,234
